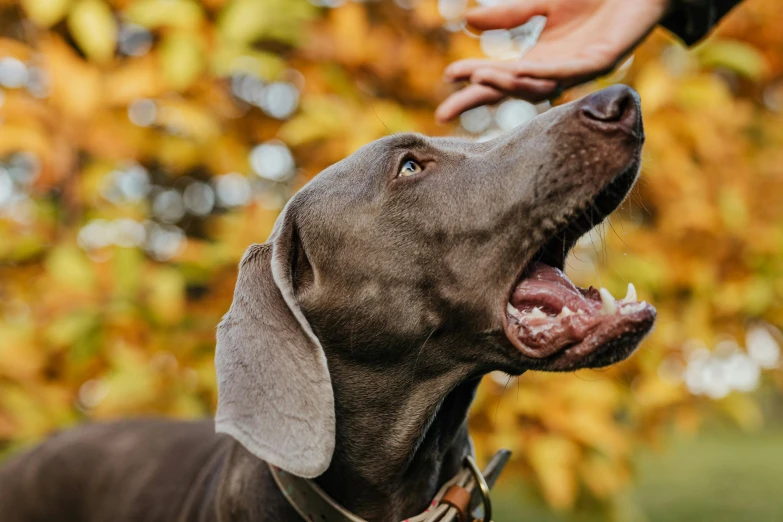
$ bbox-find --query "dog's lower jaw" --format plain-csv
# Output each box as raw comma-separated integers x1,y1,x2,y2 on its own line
313,368,481,522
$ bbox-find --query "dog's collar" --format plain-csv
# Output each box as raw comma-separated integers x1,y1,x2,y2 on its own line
269,449,510,522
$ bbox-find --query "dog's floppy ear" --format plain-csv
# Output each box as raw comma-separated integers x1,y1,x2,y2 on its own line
215,215,335,478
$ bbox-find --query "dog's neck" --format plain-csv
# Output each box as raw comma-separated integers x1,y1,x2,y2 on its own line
314,360,481,522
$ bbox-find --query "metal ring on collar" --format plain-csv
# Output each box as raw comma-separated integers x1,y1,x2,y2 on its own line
464,456,492,522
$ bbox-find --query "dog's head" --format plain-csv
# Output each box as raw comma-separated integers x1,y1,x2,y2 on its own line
215,85,655,477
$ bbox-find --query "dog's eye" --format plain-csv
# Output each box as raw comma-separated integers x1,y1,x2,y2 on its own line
399,160,422,177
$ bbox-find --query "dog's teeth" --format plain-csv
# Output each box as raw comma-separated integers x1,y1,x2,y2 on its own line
506,303,522,319
620,301,648,315
558,306,573,318
624,282,637,302
599,288,617,315
528,307,547,319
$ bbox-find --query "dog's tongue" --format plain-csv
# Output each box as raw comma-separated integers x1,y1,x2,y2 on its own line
505,262,655,359
510,263,588,314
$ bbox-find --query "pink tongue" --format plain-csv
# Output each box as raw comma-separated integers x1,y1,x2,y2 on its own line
510,262,589,313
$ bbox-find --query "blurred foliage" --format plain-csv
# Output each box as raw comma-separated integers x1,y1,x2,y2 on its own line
0,0,781,518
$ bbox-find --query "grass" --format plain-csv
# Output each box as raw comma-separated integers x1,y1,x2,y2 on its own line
492,429,783,522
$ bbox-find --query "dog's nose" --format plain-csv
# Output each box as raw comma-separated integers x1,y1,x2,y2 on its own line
580,85,640,133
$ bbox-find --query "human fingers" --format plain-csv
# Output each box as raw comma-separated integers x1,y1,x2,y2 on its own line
470,68,559,102
465,0,548,31
435,84,507,123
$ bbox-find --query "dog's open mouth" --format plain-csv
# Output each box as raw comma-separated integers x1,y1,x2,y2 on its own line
503,164,656,367
505,260,655,361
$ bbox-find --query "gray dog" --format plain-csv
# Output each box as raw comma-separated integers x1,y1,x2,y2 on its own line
0,85,655,522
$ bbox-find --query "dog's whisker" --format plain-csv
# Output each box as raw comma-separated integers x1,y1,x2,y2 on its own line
494,374,514,428
411,327,438,378
369,101,392,136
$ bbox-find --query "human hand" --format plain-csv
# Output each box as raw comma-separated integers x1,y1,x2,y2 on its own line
436,0,671,122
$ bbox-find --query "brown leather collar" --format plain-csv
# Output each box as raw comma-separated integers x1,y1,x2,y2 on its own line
269,449,510,522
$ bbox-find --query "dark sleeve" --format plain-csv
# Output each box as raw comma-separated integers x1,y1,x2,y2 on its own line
660,0,743,45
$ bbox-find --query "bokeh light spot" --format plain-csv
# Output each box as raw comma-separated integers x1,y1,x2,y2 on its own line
250,141,295,182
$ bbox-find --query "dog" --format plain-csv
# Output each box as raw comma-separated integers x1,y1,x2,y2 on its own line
0,84,654,522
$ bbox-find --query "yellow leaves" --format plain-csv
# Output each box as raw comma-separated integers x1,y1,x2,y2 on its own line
168,392,207,418
45,310,99,351
0,0,781,516
279,96,346,148
526,434,581,510
44,244,96,293
741,277,776,316
0,386,62,440
472,374,634,511
153,134,202,171
211,48,286,80
204,135,251,176
544,407,629,460
580,452,630,500
675,74,733,109
67,0,117,64
21,0,70,27
717,393,764,431
91,343,158,415
209,204,278,261
697,39,769,80
217,0,314,46
124,0,204,31
635,62,675,113
159,32,205,91
218,0,273,45
111,247,143,299
717,187,749,232
145,267,185,325
0,122,52,162
280,97,416,158
632,377,685,410
155,100,220,142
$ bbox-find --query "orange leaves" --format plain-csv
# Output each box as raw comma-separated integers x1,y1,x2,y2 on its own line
327,3,371,67
526,434,581,510
39,35,103,118
471,372,635,510
0,0,782,516
0,325,42,382
104,55,164,106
